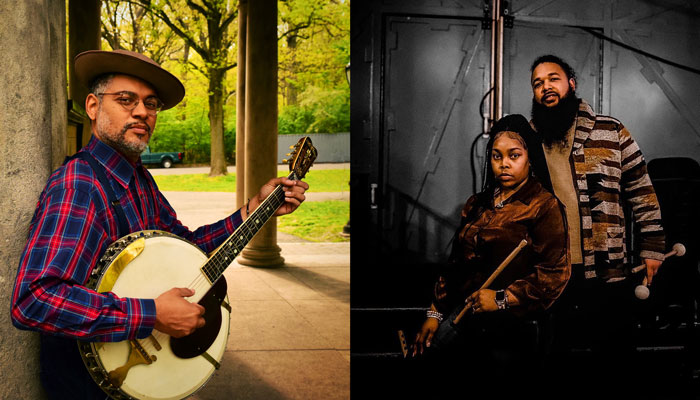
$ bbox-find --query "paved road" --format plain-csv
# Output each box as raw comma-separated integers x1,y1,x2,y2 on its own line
148,162,349,176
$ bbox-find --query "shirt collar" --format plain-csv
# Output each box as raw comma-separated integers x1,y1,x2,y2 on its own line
86,136,141,189
493,177,540,207
509,177,541,205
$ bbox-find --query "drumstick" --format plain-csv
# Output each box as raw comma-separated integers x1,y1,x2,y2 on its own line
452,239,528,324
630,243,686,273
634,243,686,300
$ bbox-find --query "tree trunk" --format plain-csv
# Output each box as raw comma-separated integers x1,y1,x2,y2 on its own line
208,67,227,176
286,34,298,106
178,43,189,118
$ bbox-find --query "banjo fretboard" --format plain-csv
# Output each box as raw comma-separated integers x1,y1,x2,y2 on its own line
200,171,298,283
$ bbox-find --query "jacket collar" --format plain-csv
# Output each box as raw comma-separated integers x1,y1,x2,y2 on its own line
493,177,542,208
85,136,140,189
572,99,595,149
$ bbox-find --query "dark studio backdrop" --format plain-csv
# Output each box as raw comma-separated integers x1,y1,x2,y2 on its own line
350,0,700,396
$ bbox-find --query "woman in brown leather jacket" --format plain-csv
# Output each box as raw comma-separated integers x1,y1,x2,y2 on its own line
412,114,570,389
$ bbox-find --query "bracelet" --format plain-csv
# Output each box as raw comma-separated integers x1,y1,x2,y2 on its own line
426,310,443,322
246,198,250,217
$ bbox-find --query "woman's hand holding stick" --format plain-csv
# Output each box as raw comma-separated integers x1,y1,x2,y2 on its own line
452,239,528,324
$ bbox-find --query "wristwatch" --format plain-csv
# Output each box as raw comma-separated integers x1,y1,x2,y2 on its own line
494,289,508,310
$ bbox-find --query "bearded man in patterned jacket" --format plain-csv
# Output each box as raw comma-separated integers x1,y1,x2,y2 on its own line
528,54,665,394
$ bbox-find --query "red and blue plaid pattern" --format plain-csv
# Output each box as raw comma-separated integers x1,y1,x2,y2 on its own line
11,137,242,341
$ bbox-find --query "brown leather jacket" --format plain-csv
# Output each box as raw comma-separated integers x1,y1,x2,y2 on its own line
436,177,571,316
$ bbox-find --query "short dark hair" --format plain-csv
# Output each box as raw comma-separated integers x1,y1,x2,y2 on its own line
89,73,115,95
530,54,576,84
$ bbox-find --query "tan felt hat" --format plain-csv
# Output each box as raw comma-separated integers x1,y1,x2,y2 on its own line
74,49,185,110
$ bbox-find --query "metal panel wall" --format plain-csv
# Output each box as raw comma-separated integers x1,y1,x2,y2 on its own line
507,0,700,161
350,0,485,308
503,24,602,117
350,0,700,370
381,15,487,265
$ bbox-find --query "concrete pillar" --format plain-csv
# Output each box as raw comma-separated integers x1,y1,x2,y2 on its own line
236,0,248,210
0,1,67,399
238,0,283,267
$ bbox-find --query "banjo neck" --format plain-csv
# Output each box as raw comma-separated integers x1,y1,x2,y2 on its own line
200,171,298,285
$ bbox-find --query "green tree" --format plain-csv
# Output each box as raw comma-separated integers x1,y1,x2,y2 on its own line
101,1,183,64
278,0,349,133
101,0,349,165
131,0,238,177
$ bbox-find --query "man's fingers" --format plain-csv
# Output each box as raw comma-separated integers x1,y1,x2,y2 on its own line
644,259,662,285
175,287,195,297
281,178,309,189
277,178,308,190
284,186,307,198
284,195,304,206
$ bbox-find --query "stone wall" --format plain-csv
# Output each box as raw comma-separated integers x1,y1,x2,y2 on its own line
0,1,66,398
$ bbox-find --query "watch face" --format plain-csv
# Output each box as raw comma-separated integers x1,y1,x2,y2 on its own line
495,290,505,301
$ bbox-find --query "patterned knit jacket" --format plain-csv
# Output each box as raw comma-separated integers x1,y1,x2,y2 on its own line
565,99,665,279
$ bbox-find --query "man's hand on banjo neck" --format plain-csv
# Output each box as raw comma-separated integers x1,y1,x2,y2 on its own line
244,177,310,219
152,177,309,338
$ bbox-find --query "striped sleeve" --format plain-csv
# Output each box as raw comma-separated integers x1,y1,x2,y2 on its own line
619,125,665,260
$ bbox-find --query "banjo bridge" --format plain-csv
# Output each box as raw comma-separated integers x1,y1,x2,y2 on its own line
107,339,157,388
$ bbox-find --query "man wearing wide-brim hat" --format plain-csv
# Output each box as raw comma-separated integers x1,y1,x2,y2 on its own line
10,49,309,399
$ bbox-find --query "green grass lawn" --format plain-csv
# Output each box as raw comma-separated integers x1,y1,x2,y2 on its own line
277,200,349,242
153,168,350,242
153,168,349,193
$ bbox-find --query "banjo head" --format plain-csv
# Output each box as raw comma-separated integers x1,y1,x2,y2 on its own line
79,230,231,400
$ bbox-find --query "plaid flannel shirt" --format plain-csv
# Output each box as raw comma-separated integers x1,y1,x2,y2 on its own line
11,137,242,341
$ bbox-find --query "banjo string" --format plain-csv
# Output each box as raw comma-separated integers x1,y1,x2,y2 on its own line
138,184,289,355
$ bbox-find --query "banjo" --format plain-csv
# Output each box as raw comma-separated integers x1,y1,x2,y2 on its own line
78,137,317,400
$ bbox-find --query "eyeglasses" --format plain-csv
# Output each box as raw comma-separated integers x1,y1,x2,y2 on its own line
97,91,164,115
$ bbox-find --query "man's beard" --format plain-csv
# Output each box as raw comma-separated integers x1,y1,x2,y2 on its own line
96,107,151,160
531,91,580,146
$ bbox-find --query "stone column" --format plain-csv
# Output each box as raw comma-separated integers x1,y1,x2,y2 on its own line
235,0,248,210
238,0,283,267
0,1,67,399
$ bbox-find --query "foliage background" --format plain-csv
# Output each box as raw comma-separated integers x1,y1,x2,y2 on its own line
101,0,349,165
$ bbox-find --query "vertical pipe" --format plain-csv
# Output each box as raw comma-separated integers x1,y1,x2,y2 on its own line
488,0,497,127
496,1,503,120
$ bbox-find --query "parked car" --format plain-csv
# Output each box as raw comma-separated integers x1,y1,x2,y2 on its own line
140,146,184,168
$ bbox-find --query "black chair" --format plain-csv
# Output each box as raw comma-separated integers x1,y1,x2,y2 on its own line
644,157,700,326
634,157,700,384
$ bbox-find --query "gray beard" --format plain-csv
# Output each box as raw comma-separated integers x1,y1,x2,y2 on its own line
96,107,150,160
